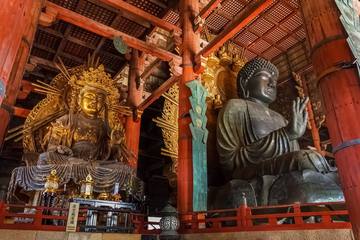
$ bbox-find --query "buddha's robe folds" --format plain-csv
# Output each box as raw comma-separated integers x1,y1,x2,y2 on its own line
217,99,334,180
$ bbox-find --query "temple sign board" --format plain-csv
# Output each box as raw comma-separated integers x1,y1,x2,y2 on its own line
66,202,80,232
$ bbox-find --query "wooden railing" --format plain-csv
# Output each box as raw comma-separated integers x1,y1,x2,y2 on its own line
0,202,351,234
179,202,351,233
0,202,90,231
0,202,160,234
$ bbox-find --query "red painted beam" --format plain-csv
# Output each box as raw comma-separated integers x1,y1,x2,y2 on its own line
195,0,222,34
199,0,222,19
98,0,181,33
17,80,35,100
197,0,274,58
13,106,31,118
140,58,162,81
137,75,178,111
46,2,181,63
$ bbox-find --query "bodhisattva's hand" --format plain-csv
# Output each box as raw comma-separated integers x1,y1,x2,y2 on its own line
111,125,125,145
56,145,73,156
286,97,309,140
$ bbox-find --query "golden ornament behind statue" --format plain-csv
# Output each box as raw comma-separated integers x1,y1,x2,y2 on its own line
200,43,247,104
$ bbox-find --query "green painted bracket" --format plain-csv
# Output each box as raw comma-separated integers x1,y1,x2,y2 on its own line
186,80,208,212
113,36,128,54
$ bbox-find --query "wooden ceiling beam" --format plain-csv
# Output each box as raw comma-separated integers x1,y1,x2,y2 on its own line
53,0,87,63
13,106,31,118
29,56,58,70
86,0,151,28
262,9,303,42
200,0,222,19
17,80,35,100
138,75,178,111
94,13,122,58
195,0,222,33
246,28,285,54
37,26,125,61
97,0,181,33
33,43,57,54
232,38,265,59
141,58,162,80
196,0,274,58
46,2,181,63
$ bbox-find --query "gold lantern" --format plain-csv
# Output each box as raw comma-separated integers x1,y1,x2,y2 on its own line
44,169,59,193
80,174,94,199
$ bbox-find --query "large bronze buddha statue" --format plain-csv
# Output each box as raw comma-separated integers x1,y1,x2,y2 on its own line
211,57,342,207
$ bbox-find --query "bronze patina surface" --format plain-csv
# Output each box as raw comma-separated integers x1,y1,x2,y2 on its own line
213,58,342,207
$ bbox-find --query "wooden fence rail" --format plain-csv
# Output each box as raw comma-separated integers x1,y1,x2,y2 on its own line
0,201,351,234
179,202,351,233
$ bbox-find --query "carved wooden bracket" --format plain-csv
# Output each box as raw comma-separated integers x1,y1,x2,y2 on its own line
169,59,183,77
193,15,205,33
133,108,143,122
193,55,207,74
170,30,183,55
39,6,58,27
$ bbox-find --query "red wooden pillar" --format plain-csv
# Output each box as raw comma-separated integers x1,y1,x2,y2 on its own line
300,0,360,238
0,0,44,146
125,49,144,168
178,0,200,214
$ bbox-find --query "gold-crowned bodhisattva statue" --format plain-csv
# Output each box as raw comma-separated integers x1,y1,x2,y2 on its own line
8,60,142,200
38,64,127,166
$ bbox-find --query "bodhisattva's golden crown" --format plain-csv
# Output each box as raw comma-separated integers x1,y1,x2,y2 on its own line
67,64,121,111
71,64,116,96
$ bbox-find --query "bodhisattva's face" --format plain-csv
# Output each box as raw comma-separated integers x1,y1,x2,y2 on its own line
246,69,277,104
79,90,105,118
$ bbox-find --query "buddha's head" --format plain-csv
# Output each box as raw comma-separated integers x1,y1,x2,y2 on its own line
237,57,279,104
78,85,106,119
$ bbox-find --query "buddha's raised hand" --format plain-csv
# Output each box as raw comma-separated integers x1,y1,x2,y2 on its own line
286,97,309,140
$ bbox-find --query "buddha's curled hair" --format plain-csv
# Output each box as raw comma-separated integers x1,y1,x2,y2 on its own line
237,57,279,98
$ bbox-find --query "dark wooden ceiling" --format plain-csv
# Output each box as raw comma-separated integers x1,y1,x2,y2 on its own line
27,0,307,80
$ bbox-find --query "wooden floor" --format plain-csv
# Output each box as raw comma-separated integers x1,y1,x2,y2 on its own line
0,229,141,240
181,229,354,240
0,229,354,240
